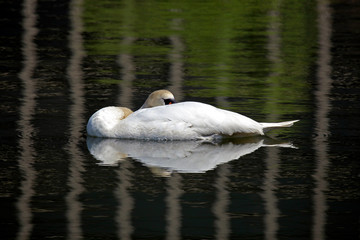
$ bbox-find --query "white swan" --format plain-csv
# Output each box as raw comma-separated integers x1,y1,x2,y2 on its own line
87,90,299,140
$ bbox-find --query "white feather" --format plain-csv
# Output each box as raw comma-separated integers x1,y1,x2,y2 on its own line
260,120,299,132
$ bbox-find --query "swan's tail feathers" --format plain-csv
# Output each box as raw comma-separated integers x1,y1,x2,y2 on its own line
260,120,299,133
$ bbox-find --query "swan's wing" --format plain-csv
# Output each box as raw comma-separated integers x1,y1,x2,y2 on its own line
124,102,263,139
178,102,263,136
120,107,196,140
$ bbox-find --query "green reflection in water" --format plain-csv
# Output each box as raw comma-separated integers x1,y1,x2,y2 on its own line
84,0,316,115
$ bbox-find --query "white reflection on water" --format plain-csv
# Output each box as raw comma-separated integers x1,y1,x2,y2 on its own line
313,0,332,239
87,137,295,174
16,0,38,239
65,0,85,239
87,137,295,238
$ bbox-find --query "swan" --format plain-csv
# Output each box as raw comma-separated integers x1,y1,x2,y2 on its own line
86,90,299,140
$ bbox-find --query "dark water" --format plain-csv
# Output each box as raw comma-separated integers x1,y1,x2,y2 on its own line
1,0,360,239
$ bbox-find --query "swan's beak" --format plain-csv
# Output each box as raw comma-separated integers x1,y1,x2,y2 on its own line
164,98,176,105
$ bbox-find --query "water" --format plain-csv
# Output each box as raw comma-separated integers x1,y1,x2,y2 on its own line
1,0,359,239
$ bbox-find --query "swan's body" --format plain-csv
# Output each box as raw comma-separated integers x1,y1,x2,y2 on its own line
87,90,298,140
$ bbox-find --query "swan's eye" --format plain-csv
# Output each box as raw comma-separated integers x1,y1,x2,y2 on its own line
164,98,176,105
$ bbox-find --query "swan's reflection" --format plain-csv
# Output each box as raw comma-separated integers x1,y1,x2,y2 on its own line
87,137,295,174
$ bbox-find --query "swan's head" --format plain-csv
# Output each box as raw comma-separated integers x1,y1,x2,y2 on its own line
140,90,176,109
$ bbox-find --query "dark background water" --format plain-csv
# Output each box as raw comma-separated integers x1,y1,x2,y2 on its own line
1,0,359,239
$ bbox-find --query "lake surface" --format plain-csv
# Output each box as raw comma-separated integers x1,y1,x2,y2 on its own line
1,0,359,239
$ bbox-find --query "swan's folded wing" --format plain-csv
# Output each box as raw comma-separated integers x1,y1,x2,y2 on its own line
123,102,263,139
162,102,263,136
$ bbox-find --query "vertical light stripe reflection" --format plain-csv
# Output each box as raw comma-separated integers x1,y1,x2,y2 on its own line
115,161,134,240
115,53,135,239
165,17,185,239
66,0,85,239
168,18,184,101
117,0,136,108
262,148,280,240
313,0,332,239
16,0,38,239
212,164,230,240
117,36,136,109
115,49,136,239
166,173,183,240
262,1,282,239
115,2,136,236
